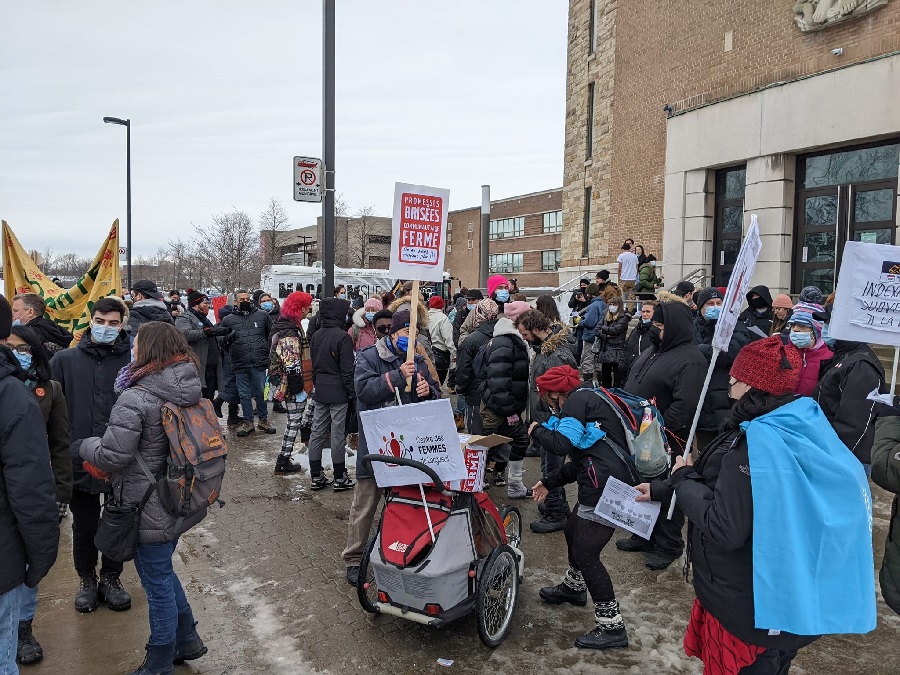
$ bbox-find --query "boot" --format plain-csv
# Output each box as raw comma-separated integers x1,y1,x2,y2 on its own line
575,600,628,650
75,572,99,613
173,614,208,665
538,567,587,607
17,619,43,665
506,461,531,499
272,401,287,414
257,419,277,434
644,552,679,571
235,421,255,437
616,535,654,553
274,453,304,475
310,473,333,491
226,403,240,426
530,511,568,534
128,643,176,675
212,397,224,418
98,572,132,611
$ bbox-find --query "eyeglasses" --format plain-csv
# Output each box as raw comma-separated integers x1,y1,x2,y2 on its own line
375,325,391,335
6,344,31,355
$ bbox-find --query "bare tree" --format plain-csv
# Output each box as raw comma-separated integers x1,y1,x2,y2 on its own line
348,205,378,268
258,197,291,266
334,192,349,217
193,209,261,293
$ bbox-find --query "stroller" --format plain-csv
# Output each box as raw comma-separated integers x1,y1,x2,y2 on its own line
357,454,524,647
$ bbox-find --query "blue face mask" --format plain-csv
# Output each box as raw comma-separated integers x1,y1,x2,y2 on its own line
641,318,652,324
495,289,510,303
338,293,347,300
822,323,836,348
91,324,120,344
394,336,409,353
11,319,21,327
365,312,375,323
789,330,813,349
14,352,32,371
261,301,274,311
467,303,477,311
704,305,721,321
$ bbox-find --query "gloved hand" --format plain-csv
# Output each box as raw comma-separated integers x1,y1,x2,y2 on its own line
57,501,69,523
83,460,111,481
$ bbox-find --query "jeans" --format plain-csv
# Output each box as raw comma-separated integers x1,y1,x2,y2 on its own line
19,583,38,621
0,585,22,674
70,489,124,577
235,368,268,422
540,447,568,516
134,539,192,646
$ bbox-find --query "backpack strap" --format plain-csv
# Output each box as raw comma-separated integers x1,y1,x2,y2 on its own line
133,452,159,508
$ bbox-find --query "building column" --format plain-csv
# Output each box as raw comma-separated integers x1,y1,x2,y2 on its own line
743,154,795,295
663,168,713,285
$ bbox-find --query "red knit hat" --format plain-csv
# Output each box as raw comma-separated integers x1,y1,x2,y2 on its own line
428,295,445,310
730,336,802,396
536,365,582,394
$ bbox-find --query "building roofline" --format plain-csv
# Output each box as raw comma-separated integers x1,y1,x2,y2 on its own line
449,187,563,215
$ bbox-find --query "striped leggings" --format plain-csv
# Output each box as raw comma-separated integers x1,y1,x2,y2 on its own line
280,399,307,456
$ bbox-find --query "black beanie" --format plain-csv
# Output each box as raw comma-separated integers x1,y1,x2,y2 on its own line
390,310,411,335
187,289,207,307
651,304,665,324
0,295,10,339
695,287,723,311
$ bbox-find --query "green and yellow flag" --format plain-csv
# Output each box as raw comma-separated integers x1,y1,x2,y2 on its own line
2,219,122,345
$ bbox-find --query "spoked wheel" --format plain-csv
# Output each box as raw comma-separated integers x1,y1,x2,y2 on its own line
500,505,522,549
356,534,380,614
475,544,519,647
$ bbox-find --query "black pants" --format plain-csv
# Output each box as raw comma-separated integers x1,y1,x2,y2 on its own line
648,474,685,558
201,363,218,401
436,367,449,386
597,362,619,388
481,406,529,471
739,648,798,674
565,511,615,602
70,489,124,577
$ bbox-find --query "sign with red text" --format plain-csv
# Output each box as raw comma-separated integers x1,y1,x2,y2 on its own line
390,182,450,282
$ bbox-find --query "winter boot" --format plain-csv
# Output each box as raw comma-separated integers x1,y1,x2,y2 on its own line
274,452,304,475
575,600,628,650
539,567,587,607
17,619,43,665
257,419,277,434
173,613,208,665
272,401,287,414
644,552,679,571
98,572,132,611
128,642,176,675
506,461,531,499
212,397,224,418
235,421,255,437
616,534,654,553
75,572,99,613
530,511,568,534
226,403,240,426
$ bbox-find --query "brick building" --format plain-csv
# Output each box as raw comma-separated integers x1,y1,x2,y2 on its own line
445,188,563,290
563,0,900,294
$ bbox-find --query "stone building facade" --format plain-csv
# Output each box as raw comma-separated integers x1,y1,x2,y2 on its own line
563,0,900,294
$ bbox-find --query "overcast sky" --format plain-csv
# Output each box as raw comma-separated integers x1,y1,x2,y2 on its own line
0,1,567,258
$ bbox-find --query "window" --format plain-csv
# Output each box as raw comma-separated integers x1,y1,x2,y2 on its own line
489,217,524,240
447,232,451,243
542,250,561,271
489,253,524,274
586,83,595,160
367,234,391,245
582,187,592,257
543,210,562,234
468,222,475,233
467,240,474,250
713,166,747,287
589,0,597,53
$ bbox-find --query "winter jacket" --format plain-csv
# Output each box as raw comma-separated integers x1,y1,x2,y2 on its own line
50,329,133,494
427,308,456,361
174,309,226,391
452,304,470,347
455,319,498,405
790,342,833,396
127,298,175,334
635,263,661,294
458,309,478,345
309,298,355,404
626,302,708,453
387,296,435,365
669,404,820,651
693,315,752,433
349,308,377,351
33,378,73,503
592,312,630,364
568,289,590,313
532,387,636,507
480,317,531,418
26,316,73,354
528,324,578,426
737,285,774,339
0,347,59,594
269,317,313,402
579,296,608,342
80,360,203,544
353,338,442,479
813,341,885,464
871,415,900,615
621,321,659,380
221,306,272,372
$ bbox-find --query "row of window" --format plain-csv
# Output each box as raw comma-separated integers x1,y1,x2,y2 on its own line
487,211,562,239
486,250,561,274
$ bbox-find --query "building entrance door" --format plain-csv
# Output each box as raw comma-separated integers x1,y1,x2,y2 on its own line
794,141,899,295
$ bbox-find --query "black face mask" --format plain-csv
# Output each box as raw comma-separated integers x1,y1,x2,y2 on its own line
238,301,252,313
530,338,543,349
749,296,768,310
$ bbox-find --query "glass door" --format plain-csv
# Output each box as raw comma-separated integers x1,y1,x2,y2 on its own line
713,166,747,287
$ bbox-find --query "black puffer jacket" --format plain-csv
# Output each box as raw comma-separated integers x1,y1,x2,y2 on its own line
455,319,497,405
26,316,73,354
737,285,773,339
222,306,272,372
813,340,885,464
532,387,636,507
625,302,707,452
0,346,60,594
693,314,752,433
50,330,132,494
309,298,355,404
592,313,630,363
452,304,470,348
127,299,175,334
872,416,900,615
480,317,530,417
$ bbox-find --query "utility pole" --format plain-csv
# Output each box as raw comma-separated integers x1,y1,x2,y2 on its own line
322,0,336,297
480,185,490,286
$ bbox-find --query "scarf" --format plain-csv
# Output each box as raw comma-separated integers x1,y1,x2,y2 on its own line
114,354,191,394
192,307,214,329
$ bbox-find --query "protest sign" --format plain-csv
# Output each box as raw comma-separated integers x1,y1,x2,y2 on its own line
712,214,762,352
360,398,467,488
831,242,900,346
389,182,449,283
211,295,228,322
595,477,661,540
449,434,510,493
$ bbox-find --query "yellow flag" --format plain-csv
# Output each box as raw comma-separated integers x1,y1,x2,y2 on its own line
2,220,122,345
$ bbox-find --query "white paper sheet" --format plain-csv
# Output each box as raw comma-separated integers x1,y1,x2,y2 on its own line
594,477,661,540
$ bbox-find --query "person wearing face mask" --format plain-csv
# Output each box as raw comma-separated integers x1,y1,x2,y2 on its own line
50,297,134,615
784,302,833,396
488,274,511,308
175,290,231,403
769,294,794,336
737,285,774,339
258,293,280,320
11,292,74,355
455,288,484,346
620,301,660,381
348,297,383,352
456,299,501,436
3,326,72,665
634,254,663,301
591,293,631,388
692,287,753,452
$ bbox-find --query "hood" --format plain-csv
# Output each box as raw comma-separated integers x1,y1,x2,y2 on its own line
132,299,173,322
745,285,773,309
541,323,571,356
659,301,695,351
352,307,370,328
135,360,202,407
133,298,169,311
428,308,446,321
28,316,74,347
388,296,429,328
375,336,404,363
655,290,688,305
272,316,302,335
474,319,498,339
318,297,351,327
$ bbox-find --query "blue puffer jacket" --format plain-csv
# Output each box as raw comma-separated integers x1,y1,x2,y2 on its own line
580,296,608,342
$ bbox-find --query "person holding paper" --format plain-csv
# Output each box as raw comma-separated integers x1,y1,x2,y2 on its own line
528,365,636,651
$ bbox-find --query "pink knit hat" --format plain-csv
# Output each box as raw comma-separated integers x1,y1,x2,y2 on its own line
502,301,531,322
364,297,383,312
487,274,509,298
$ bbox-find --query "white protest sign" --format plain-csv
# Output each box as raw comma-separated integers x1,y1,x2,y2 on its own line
713,214,762,352
359,398,467,488
595,477,661,540
831,242,900,347
389,182,450,283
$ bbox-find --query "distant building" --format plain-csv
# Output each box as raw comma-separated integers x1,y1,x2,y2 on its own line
315,214,393,269
261,224,319,266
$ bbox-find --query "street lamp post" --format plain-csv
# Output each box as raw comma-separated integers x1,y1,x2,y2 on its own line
103,116,132,292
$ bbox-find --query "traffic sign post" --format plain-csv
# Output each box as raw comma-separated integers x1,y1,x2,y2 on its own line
293,156,323,203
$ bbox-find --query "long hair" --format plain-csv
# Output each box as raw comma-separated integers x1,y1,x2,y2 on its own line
133,322,198,372
9,325,52,381
535,295,561,323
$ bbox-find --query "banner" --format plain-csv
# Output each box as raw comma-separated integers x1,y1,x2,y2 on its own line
712,214,762,352
359,398,467,488
831,241,900,346
389,182,449,283
2,220,122,345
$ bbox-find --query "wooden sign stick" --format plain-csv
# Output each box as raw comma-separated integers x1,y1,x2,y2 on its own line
405,279,420,392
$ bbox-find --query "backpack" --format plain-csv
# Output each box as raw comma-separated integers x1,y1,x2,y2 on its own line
592,387,670,480
156,399,228,534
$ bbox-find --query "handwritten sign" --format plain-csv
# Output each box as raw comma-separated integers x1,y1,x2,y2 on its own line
831,242,900,347
594,476,661,540
389,182,449,282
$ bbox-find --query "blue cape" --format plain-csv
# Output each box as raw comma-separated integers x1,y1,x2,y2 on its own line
543,416,606,449
742,397,876,635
